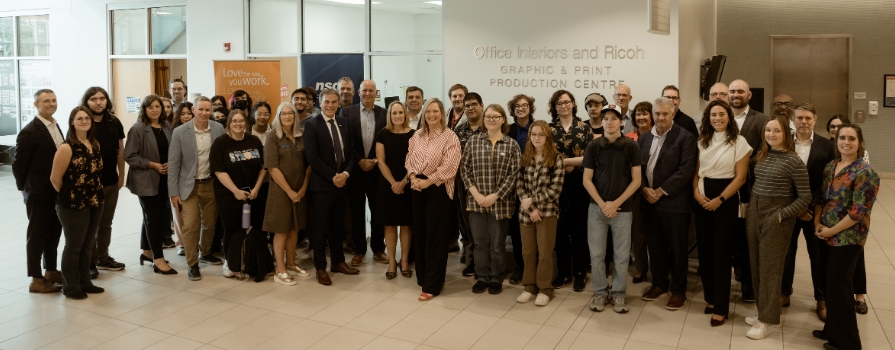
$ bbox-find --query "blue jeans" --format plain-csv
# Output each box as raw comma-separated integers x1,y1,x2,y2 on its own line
587,203,632,297
469,211,508,283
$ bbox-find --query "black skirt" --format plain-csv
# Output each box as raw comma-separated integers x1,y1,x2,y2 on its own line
373,177,413,226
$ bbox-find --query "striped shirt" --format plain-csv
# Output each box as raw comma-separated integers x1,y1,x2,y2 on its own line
516,153,565,226
405,127,462,199
752,149,811,219
460,133,521,219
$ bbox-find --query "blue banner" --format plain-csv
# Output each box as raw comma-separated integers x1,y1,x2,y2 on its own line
301,54,364,107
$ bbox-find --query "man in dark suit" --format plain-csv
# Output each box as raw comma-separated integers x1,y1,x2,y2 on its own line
637,97,697,311
729,79,770,303
341,79,388,266
781,103,836,321
13,89,64,293
661,85,698,138
305,88,360,285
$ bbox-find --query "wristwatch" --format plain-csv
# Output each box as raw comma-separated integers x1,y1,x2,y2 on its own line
718,195,726,202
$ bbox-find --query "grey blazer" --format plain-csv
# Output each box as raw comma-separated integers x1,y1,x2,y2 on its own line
125,121,173,197
167,119,225,200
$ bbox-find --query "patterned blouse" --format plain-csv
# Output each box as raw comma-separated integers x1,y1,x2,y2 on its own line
405,127,462,199
459,133,521,219
516,153,565,226
550,118,593,169
816,158,880,247
57,141,104,210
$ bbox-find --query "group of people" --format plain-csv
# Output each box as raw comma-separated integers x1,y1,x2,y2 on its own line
13,76,879,350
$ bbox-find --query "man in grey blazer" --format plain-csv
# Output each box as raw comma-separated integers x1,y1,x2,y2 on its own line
728,79,770,303
168,96,225,281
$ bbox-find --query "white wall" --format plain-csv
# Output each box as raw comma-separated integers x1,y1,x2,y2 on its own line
249,0,298,54
678,0,716,123
185,0,246,99
444,0,679,120
303,2,364,53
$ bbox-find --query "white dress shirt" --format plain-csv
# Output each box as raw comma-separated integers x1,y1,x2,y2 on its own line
646,122,674,190
195,122,212,179
734,106,750,130
794,132,814,165
37,115,64,148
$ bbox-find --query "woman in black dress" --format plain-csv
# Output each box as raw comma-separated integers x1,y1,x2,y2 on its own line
374,101,415,279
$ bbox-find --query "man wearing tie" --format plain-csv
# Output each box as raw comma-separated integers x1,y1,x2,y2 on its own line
304,88,360,285
341,79,388,266
13,89,65,293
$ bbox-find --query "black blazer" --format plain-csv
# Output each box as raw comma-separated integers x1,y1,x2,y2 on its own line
340,104,387,160
637,123,697,214
739,108,770,157
304,114,357,192
673,109,699,139
803,133,836,193
13,117,63,203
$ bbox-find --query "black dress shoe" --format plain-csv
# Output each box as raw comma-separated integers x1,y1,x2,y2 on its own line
632,274,647,284
812,330,828,340
140,254,169,265
162,237,176,248
573,274,586,292
488,282,502,294
462,263,476,277
82,285,105,294
153,265,178,275
552,275,572,289
741,288,756,303
66,291,88,300
89,264,99,279
188,264,202,281
823,343,840,350
472,281,488,293
509,267,523,285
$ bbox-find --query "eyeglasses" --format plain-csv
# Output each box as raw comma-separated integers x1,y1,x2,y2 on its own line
772,102,794,107
709,92,728,98
484,115,502,121
613,93,630,99
662,96,680,101
280,111,295,116
556,101,573,107
515,104,529,109
464,102,481,110
231,119,246,124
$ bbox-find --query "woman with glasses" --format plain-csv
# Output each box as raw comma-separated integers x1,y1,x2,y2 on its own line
124,95,175,274
549,90,594,292
827,114,871,315
263,103,312,285
813,124,879,350
209,110,267,279
505,94,536,284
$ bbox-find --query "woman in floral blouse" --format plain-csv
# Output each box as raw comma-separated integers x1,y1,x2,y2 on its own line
548,89,593,291
813,124,880,350
49,106,105,300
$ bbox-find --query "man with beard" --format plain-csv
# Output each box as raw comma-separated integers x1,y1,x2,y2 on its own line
170,79,187,111
291,87,312,126
709,82,728,102
405,86,424,129
727,79,769,303
338,77,355,110
81,87,127,278
771,94,797,131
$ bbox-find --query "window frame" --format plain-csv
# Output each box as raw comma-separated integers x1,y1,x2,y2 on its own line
0,10,51,135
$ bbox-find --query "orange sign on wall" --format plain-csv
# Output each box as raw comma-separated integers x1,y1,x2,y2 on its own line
213,60,281,105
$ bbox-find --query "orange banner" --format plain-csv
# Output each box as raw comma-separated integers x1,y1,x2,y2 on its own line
214,60,281,105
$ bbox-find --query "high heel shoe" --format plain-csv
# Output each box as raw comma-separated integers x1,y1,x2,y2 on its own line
398,260,413,278
153,264,178,275
139,254,169,265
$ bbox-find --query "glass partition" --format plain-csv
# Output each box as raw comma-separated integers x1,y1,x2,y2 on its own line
151,7,187,54
18,15,50,56
371,0,442,52
371,55,442,108
303,0,365,53
112,9,147,55
249,0,299,54
0,17,13,57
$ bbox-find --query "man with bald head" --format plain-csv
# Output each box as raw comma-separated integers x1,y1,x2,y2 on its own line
341,79,389,265
709,82,728,102
613,85,637,134
727,79,769,303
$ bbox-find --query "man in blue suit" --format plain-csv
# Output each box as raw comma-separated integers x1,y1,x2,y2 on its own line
305,88,360,285
637,97,697,311
340,79,388,266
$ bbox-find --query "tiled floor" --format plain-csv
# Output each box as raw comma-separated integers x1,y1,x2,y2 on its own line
1,165,895,350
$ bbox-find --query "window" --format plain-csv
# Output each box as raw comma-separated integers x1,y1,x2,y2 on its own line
302,0,365,53
111,9,147,55
249,0,299,54
371,1,442,52
110,6,187,56
371,55,442,108
151,7,187,54
0,14,51,137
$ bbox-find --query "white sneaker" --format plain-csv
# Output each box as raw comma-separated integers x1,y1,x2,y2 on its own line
287,265,311,277
746,321,773,340
610,295,629,313
745,315,758,326
517,291,533,303
535,293,550,306
222,261,235,278
589,295,608,312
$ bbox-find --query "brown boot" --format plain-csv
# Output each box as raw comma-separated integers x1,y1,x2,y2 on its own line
816,301,827,322
44,270,63,285
29,278,61,293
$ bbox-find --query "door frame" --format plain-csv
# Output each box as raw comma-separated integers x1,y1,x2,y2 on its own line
769,34,853,116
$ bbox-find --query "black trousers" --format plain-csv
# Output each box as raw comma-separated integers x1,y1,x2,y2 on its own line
694,178,738,316
782,218,826,301
413,183,453,295
642,204,691,295
824,245,863,350
349,170,384,255
309,189,348,270
508,200,523,270
630,195,649,276
555,170,590,278
57,205,101,295
733,216,754,295
218,196,264,273
453,176,472,250
26,197,63,278
139,178,172,260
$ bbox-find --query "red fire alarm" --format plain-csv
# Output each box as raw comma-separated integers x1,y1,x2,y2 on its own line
223,42,231,52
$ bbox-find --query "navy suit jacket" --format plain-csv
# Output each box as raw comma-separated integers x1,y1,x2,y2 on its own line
304,114,357,192
638,123,697,214
340,104,387,161
13,117,63,203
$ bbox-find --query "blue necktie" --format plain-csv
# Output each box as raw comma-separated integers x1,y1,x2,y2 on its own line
329,119,344,170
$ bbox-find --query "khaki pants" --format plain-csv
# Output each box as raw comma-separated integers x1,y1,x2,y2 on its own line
520,215,557,298
181,181,217,266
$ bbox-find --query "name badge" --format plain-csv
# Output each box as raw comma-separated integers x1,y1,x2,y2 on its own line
499,152,506,157
281,144,290,149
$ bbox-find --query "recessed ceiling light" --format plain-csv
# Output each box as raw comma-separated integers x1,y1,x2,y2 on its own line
424,1,442,5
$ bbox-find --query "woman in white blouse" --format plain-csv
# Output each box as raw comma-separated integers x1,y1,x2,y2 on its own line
692,100,752,327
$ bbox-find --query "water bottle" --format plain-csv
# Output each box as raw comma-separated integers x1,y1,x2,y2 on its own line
242,202,251,229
